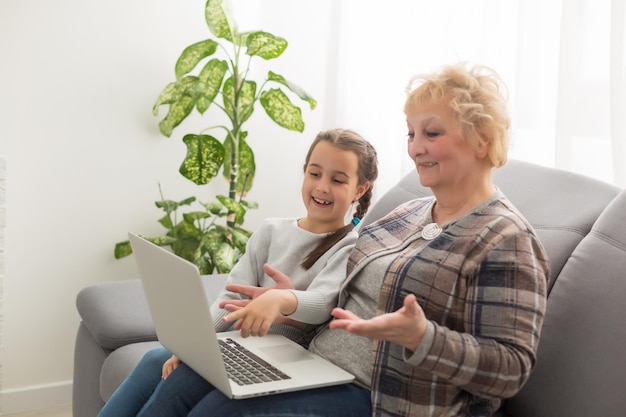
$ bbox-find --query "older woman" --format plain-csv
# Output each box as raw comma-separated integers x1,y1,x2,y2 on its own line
137,62,549,417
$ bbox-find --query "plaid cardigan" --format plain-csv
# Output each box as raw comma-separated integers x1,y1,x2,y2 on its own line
348,191,549,416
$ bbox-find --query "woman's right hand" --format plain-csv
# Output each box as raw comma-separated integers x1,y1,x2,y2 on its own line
329,293,428,353
161,354,182,379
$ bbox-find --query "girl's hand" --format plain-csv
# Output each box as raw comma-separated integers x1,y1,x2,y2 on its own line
161,354,182,379
329,293,428,352
220,299,306,328
222,289,298,338
219,299,251,311
218,264,295,309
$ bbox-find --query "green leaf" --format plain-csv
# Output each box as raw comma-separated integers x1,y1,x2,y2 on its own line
153,77,199,115
158,95,195,137
201,228,228,264
171,236,202,263
182,211,211,223
149,236,178,246
212,242,237,273
173,220,202,238
260,89,304,132
201,200,225,214
114,241,133,259
246,31,287,60
205,0,234,41
197,58,228,113
155,196,196,213
195,255,214,275
152,82,181,115
115,235,179,259
158,214,174,230
268,71,317,110
241,200,259,210
231,227,252,252
222,78,256,123
223,131,255,193
216,195,246,224
175,39,219,79
180,134,225,185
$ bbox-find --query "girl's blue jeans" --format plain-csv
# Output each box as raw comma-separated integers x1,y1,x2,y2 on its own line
98,345,371,417
97,346,172,417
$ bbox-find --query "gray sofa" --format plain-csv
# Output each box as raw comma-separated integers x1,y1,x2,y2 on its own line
73,159,626,417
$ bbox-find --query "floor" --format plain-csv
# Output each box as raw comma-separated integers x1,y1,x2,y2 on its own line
4,404,72,417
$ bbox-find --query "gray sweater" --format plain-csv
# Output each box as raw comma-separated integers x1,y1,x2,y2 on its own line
210,217,357,342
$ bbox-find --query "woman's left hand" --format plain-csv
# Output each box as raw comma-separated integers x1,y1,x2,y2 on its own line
329,293,428,352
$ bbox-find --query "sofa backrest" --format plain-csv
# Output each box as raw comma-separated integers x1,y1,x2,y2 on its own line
505,188,626,417
362,159,620,290
361,159,624,416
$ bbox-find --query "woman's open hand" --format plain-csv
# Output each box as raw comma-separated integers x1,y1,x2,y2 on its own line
329,293,428,352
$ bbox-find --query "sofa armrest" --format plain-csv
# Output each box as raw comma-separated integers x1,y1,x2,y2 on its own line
76,275,229,351
76,279,158,350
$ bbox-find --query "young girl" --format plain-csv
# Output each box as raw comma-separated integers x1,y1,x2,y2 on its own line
97,128,379,417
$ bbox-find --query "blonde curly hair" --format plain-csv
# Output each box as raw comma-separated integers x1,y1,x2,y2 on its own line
404,62,511,168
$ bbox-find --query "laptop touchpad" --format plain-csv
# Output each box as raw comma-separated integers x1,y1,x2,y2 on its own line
258,345,314,363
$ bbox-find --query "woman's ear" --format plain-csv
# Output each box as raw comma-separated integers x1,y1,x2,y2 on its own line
475,136,491,159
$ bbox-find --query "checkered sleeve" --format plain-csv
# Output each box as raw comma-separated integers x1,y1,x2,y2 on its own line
417,223,548,399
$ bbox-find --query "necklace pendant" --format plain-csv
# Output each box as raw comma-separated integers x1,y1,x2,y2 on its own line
421,223,442,240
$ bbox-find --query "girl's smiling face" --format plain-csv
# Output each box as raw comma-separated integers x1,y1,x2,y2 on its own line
406,101,487,194
301,140,368,234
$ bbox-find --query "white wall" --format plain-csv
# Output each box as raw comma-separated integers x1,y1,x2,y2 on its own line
0,0,346,412
7,0,609,412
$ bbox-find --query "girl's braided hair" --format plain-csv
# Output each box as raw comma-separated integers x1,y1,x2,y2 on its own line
301,129,379,270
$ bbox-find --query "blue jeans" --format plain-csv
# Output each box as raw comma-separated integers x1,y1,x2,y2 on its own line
136,361,371,417
136,359,215,417
98,346,172,417
187,384,371,417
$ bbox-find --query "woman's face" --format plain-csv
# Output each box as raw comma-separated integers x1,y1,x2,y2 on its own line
406,101,485,193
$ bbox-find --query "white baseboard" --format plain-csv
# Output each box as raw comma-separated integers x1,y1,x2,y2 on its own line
1,380,72,414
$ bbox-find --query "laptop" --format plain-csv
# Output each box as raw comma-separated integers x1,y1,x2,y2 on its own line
128,232,355,399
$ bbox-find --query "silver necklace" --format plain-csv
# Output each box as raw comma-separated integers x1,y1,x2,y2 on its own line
421,222,442,240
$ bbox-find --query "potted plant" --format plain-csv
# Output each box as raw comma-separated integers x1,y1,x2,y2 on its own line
114,0,316,274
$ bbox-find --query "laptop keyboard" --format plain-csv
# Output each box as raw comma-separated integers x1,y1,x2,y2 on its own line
219,338,292,386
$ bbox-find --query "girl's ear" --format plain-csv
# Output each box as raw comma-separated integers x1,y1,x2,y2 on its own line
354,181,371,201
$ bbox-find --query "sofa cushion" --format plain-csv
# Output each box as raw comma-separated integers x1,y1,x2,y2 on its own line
504,189,626,417
491,160,620,290
100,341,162,402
